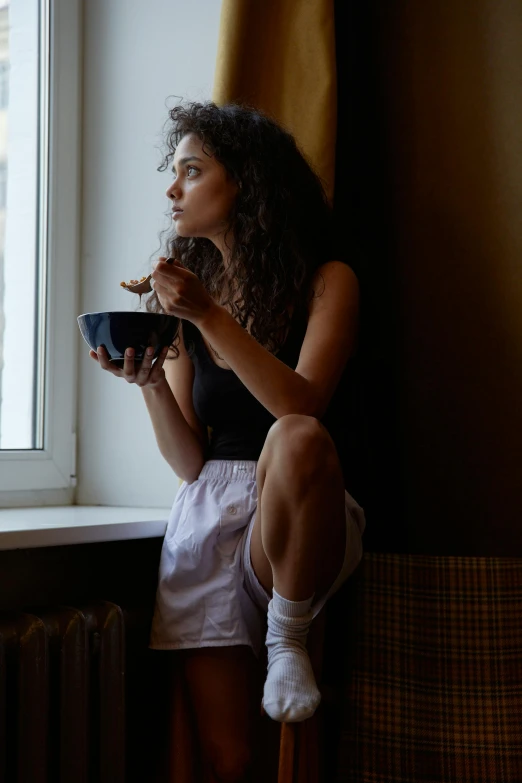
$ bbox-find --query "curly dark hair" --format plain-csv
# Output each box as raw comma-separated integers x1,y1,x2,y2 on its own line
146,101,334,357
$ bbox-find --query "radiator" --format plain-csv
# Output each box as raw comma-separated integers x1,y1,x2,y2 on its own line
0,600,125,783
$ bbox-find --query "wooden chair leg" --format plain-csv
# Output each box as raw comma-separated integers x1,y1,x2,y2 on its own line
277,610,327,783
278,723,297,782
278,713,322,783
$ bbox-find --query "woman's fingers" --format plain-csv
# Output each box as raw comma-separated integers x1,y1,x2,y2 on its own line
92,345,168,386
134,346,155,384
150,345,170,380
122,347,139,381
96,345,122,375
137,345,169,386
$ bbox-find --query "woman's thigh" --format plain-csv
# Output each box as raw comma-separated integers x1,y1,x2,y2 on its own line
182,645,263,781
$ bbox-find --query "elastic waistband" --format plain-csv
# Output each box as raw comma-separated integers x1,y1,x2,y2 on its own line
198,459,258,482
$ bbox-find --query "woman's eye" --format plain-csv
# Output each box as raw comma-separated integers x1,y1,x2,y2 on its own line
187,166,199,177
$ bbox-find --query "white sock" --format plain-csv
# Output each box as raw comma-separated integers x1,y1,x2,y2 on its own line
262,588,321,723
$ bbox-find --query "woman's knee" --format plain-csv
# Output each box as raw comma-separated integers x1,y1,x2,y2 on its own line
260,414,339,481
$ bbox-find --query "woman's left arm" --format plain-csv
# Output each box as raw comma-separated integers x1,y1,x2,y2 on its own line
196,261,360,420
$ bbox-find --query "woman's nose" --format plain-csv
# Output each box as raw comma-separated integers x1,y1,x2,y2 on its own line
166,180,181,200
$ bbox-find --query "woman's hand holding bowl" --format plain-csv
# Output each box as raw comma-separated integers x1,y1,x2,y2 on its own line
89,344,170,387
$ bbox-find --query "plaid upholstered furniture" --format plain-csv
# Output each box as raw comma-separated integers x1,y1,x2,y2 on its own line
336,552,522,783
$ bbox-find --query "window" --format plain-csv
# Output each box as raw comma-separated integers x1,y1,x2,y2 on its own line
0,62,8,111
0,162,6,210
0,0,81,503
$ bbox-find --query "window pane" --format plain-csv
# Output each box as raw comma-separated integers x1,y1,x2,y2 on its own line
0,0,45,450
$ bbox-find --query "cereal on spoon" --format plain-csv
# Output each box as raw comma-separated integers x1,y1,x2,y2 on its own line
120,276,148,289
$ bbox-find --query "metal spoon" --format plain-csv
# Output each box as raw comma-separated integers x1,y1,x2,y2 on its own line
120,257,175,295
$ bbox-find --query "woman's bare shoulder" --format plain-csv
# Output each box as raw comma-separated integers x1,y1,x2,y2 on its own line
306,261,359,313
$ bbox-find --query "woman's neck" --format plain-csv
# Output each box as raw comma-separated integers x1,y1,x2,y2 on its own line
209,228,233,265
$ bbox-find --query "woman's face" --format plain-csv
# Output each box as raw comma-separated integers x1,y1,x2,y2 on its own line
166,133,238,244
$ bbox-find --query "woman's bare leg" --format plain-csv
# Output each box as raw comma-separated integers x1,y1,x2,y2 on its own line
248,414,348,722
182,646,264,783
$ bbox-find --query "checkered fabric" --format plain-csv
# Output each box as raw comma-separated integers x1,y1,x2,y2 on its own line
336,552,522,782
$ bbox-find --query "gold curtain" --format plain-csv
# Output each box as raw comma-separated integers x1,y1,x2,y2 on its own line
212,0,337,202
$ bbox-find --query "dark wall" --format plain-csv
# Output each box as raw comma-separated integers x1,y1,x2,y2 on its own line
0,538,161,611
334,0,405,554
334,0,522,556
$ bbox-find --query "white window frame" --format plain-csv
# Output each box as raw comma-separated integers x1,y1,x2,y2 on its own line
0,0,81,505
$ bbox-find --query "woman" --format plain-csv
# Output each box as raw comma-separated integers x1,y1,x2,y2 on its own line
90,102,365,782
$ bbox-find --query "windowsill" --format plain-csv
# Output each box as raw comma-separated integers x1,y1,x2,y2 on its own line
0,506,170,550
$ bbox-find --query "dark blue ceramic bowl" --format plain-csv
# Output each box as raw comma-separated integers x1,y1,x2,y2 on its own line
77,311,179,367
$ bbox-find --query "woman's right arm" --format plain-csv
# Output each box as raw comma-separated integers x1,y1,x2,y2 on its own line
141,323,206,482
90,321,206,483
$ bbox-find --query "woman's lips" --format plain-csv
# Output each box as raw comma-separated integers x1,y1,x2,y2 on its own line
172,209,183,219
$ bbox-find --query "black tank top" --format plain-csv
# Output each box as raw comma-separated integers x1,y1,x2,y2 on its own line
182,308,306,460
182,308,363,497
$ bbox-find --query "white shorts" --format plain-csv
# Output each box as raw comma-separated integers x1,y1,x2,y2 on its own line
149,459,366,658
